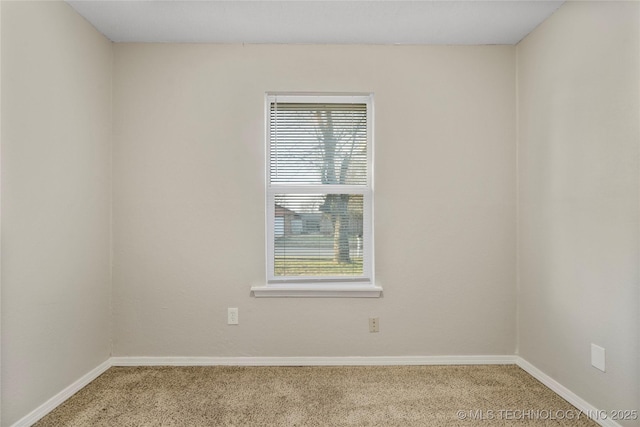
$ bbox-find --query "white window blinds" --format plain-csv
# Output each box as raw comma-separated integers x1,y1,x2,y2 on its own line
270,103,368,186
265,94,374,289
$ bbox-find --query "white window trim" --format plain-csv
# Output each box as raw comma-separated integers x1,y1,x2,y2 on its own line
251,92,381,298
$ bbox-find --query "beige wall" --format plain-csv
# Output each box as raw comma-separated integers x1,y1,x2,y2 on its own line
0,0,3,418
112,44,517,358
6,1,638,425
1,2,113,425
517,1,639,423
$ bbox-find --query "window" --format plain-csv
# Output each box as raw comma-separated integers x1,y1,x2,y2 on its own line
251,94,381,297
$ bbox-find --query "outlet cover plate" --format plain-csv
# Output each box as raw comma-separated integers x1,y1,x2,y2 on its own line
591,343,605,372
228,308,238,325
369,317,379,333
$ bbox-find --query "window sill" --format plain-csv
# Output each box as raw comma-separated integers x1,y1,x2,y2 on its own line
251,283,382,298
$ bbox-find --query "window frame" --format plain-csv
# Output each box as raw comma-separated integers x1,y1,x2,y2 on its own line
251,93,381,298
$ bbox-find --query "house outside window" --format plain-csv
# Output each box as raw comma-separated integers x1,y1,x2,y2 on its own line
251,93,381,297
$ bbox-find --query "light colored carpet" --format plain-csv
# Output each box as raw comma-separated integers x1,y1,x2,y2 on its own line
34,365,598,426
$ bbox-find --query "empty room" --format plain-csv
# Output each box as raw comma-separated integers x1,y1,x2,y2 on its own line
1,0,638,426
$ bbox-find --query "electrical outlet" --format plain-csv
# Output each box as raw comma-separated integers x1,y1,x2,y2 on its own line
591,343,605,372
228,307,239,325
369,317,379,333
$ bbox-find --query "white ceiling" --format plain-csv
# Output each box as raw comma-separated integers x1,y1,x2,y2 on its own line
66,1,564,45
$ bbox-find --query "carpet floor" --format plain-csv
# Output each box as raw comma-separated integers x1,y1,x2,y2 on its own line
34,365,598,426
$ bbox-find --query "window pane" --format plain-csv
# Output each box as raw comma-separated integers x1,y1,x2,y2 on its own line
274,194,364,277
270,103,367,185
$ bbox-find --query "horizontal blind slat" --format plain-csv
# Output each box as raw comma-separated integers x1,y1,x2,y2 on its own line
273,194,364,278
270,102,367,186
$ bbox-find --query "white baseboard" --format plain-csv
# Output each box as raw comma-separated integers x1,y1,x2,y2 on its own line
10,355,623,427
10,359,111,427
516,357,623,427
110,355,518,367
